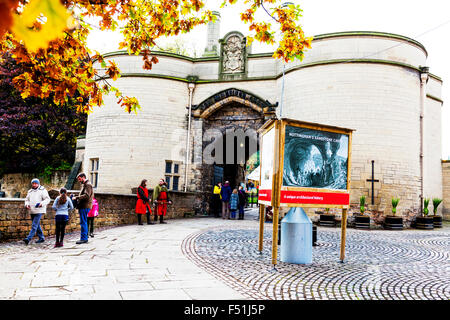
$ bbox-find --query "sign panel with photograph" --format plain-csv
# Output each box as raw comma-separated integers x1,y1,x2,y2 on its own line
283,125,349,190
280,122,352,207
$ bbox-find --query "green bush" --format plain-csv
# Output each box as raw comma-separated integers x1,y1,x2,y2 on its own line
423,198,430,216
359,195,366,215
391,197,400,216
432,198,442,215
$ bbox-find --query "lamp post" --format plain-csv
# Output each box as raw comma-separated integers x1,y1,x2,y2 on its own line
184,82,195,192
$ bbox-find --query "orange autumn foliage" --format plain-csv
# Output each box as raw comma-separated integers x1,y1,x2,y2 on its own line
1,0,312,114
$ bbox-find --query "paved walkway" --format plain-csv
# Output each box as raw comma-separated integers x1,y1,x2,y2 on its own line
0,208,449,300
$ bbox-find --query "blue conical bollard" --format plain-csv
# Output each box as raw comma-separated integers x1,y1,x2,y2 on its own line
280,207,313,264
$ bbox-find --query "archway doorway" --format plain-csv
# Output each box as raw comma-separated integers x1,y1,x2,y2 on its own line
202,101,265,191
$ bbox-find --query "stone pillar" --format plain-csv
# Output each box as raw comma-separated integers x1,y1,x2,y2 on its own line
188,118,203,191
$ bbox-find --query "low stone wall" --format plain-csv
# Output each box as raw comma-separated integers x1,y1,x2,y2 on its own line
0,190,198,242
0,171,72,198
442,160,450,221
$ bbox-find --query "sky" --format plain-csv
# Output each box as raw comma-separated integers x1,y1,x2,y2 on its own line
87,0,450,159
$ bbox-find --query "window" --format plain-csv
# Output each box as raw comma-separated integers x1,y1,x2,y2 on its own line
90,158,99,188
165,161,181,191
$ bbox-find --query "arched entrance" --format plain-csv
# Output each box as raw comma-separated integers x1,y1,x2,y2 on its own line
191,88,277,197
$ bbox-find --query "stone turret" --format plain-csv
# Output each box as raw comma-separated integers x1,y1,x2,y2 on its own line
203,11,221,57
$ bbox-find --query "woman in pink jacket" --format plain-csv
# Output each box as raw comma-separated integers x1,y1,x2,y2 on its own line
87,198,99,238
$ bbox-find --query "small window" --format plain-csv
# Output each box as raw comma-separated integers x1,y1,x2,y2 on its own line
173,176,179,191
165,176,171,187
165,161,172,173
89,158,99,188
164,160,181,190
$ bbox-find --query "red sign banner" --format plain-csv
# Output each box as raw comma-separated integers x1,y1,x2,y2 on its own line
280,190,349,206
258,189,272,202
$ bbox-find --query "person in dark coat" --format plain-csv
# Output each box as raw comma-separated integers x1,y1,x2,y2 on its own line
220,181,232,219
238,185,246,220
72,173,94,244
136,179,154,225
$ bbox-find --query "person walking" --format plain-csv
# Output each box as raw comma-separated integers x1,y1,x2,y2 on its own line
238,185,246,220
72,173,94,244
220,181,232,219
87,198,99,237
230,189,239,219
212,182,222,217
52,188,74,247
136,179,154,225
153,179,172,224
23,178,50,245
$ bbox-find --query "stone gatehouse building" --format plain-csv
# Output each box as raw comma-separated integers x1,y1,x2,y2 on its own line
81,16,446,224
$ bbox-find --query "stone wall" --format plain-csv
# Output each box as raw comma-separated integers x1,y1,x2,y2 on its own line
442,160,450,220
0,190,198,242
0,171,71,199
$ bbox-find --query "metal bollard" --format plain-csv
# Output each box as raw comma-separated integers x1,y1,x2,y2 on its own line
280,207,313,264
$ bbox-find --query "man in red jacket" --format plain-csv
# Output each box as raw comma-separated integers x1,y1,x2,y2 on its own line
136,179,154,225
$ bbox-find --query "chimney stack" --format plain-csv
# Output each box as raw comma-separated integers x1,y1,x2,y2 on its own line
203,11,221,57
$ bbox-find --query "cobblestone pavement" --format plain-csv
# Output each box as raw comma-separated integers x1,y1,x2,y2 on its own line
182,210,450,300
1,208,449,300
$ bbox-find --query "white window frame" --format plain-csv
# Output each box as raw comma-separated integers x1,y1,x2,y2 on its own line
89,158,99,188
165,160,181,191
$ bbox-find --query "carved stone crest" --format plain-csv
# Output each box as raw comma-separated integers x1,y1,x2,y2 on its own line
221,32,246,74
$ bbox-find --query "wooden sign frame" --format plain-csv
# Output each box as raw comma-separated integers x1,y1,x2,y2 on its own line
257,118,354,265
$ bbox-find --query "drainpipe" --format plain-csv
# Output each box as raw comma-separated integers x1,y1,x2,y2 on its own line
419,66,429,215
184,82,196,192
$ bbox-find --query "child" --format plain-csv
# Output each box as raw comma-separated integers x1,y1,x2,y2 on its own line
52,188,73,247
230,189,239,219
87,198,99,237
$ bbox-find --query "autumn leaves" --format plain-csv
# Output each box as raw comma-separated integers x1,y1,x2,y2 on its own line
1,0,311,114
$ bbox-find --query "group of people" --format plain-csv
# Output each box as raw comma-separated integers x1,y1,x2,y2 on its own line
23,175,173,247
23,173,96,247
135,178,173,225
212,181,247,220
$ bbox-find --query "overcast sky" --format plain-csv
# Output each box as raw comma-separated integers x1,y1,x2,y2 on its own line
87,0,450,159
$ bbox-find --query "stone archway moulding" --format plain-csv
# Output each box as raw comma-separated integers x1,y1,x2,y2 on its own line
191,88,277,119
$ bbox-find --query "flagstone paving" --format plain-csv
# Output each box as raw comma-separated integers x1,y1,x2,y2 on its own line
0,208,449,300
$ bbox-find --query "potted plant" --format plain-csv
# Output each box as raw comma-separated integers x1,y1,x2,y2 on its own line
416,198,434,229
431,198,443,228
384,197,403,230
319,207,336,227
355,195,370,229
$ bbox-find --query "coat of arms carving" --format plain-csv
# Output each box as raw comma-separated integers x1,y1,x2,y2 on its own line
222,35,245,73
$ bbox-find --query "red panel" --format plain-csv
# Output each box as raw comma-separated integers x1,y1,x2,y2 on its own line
258,189,272,202
280,190,349,205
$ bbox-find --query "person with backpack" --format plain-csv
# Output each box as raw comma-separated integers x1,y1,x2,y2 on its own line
52,188,74,247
